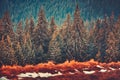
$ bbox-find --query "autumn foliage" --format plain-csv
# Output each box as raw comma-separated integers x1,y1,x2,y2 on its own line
0,59,120,80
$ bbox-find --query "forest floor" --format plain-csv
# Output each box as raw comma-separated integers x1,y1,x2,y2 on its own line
0,59,120,80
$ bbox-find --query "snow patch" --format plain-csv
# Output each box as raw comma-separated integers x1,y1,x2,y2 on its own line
0,77,9,80
18,77,23,80
17,72,62,78
55,70,58,72
96,65,104,69
99,69,107,72
17,72,38,78
83,70,95,74
109,67,116,70
74,69,79,72
26,72,38,78
38,71,62,78
69,72,75,74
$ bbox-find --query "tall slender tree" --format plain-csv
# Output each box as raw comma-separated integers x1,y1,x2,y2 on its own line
14,42,24,65
71,5,88,61
16,21,24,46
61,14,74,60
22,33,35,64
48,34,62,63
114,15,120,51
93,17,108,62
60,5,88,61
0,12,15,41
0,36,16,65
105,32,119,62
32,6,50,63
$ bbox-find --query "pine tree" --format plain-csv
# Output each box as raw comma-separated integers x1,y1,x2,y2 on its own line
22,32,35,64
93,17,108,62
109,15,120,61
2,12,14,36
105,32,119,62
0,12,17,65
14,42,25,65
61,14,74,60
93,13,118,62
70,5,88,61
16,21,24,45
35,44,44,64
0,36,16,65
114,15,120,50
32,6,50,63
48,30,62,63
87,24,98,60
60,5,88,61
0,12,15,41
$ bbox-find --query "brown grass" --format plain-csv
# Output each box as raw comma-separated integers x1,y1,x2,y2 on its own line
0,59,120,80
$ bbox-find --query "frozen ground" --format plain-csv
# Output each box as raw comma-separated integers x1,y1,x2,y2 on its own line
1,60,120,80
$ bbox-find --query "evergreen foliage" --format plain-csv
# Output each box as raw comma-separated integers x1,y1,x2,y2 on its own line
0,5,120,66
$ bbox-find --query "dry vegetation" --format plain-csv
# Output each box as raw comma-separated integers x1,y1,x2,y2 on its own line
0,59,120,80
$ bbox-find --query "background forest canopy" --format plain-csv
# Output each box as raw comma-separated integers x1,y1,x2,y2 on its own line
0,4,120,66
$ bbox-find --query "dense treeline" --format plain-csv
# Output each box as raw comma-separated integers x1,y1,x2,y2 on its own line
0,5,120,66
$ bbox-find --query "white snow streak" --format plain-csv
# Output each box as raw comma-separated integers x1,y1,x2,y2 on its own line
99,69,107,72
109,67,116,71
17,71,62,78
0,77,9,80
96,65,104,69
83,70,95,74
38,71,62,78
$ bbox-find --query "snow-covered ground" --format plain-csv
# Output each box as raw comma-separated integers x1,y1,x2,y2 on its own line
83,70,95,74
0,65,119,80
0,77,8,80
96,65,104,69
17,71,62,78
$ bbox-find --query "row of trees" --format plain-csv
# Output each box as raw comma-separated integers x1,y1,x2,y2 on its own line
0,5,120,66
93,13,120,62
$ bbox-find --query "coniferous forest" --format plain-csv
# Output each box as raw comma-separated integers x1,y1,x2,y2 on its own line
0,4,120,67
1,1,120,80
